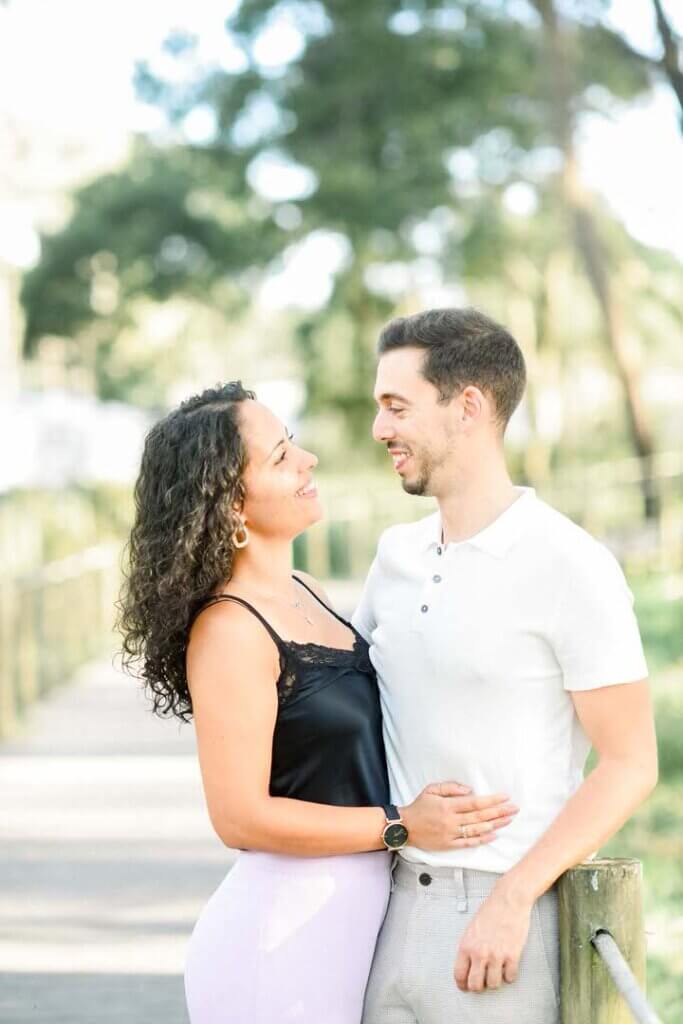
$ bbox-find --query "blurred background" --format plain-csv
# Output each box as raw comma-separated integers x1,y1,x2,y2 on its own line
1,0,681,1020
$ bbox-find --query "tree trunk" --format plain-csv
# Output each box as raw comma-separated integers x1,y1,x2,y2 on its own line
504,257,556,483
651,0,683,124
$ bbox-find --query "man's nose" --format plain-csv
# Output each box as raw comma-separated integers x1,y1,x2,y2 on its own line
372,410,394,443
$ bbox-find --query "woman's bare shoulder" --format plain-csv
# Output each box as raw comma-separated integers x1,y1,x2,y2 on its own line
187,597,279,691
292,570,334,608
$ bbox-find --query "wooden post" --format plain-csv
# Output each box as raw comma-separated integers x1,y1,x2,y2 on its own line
17,585,39,712
305,521,330,579
292,531,309,573
559,858,646,1023
0,578,18,738
41,581,59,693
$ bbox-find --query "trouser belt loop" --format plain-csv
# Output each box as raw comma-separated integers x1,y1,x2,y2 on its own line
453,866,468,912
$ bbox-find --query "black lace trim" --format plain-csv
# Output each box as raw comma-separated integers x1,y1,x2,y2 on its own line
277,631,374,707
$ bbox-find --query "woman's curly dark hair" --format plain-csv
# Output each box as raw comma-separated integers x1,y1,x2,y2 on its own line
116,381,256,722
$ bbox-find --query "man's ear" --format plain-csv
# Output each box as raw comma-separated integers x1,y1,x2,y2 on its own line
459,385,485,424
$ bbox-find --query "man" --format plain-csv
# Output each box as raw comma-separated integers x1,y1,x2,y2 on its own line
353,307,657,1024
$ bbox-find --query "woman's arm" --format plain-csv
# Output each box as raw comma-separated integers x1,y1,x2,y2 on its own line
187,601,516,856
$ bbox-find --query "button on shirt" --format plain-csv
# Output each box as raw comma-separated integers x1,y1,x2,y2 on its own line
352,486,648,873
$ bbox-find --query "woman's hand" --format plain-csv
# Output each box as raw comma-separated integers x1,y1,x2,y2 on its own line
399,782,518,850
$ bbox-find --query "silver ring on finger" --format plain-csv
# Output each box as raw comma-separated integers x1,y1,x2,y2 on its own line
460,823,469,839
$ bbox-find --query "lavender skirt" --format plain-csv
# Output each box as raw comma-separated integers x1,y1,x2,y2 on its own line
184,848,392,1024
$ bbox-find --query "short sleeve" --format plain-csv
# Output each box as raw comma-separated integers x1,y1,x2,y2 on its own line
550,541,648,691
351,555,380,644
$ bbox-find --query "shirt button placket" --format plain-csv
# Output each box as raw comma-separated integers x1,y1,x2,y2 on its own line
420,545,443,623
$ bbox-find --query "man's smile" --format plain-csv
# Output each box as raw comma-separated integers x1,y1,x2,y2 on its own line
388,446,412,473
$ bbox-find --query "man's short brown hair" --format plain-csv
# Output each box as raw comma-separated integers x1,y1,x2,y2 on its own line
378,307,526,433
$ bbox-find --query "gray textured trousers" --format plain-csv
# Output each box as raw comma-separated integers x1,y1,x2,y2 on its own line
361,856,560,1024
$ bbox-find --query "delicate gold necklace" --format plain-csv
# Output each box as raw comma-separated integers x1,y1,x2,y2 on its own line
226,582,315,626
290,586,314,626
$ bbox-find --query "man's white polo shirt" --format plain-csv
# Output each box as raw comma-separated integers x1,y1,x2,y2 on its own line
352,486,648,873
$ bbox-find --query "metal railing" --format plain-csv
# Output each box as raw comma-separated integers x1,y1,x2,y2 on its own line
592,930,662,1024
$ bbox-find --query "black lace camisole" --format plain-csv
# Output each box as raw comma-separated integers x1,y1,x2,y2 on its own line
191,576,391,808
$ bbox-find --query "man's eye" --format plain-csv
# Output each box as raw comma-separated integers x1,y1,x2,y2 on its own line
388,406,405,414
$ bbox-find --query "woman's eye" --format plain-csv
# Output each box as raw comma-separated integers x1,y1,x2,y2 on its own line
276,433,294,463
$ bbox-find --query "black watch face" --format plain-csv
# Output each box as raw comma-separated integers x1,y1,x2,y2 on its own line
384,823,409,848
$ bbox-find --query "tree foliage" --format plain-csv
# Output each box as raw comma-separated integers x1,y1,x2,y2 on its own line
20,0,680,456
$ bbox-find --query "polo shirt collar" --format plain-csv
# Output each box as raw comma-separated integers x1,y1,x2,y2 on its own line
423,486,536,559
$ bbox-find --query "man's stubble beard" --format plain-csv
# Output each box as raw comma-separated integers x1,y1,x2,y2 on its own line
402,473,430,496
400,438,454,497
400,451,435,497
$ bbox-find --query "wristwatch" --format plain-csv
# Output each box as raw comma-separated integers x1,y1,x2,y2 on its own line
381,804,409,850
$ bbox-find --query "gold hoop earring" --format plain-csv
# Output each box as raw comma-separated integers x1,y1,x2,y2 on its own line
232,521,249,549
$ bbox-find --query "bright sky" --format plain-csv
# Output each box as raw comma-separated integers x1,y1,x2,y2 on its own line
1,0,681,301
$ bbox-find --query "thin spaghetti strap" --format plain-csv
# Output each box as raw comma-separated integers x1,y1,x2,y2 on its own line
191,595,283,648
292,574,350,627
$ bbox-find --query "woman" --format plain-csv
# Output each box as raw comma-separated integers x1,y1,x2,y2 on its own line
117,382,518,1024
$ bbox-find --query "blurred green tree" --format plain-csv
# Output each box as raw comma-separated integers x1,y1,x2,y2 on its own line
20,1,681,489
20,142,285,401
